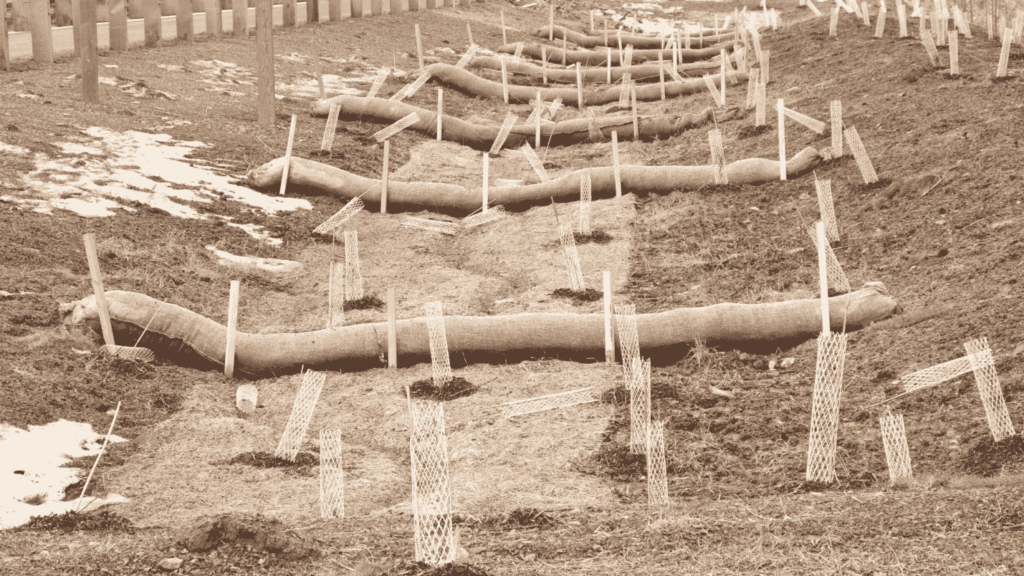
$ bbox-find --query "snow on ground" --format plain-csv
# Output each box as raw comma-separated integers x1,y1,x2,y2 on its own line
0,128,311,245
0,420,129,530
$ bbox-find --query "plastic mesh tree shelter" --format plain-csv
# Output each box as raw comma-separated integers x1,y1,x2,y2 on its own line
830,101,843,157
328,261,345,329
806,331,847,483
879,410,913,483
965,337,1016,441
579,172,592,235
463,206,508,229
407,392,456,566
344,230,363,301
319,429,345,518
647,420,669,507
425,302,453,388
313,197,364,237
898,354,978,394
843,126,878,184
615,304,641,373
630,357,651,455
374,112,420,142
558,222,586,291
816,178,839,243
404,217,459,236
499,387,597,418
275,370,327,462
366,66,390,99
709,128,727,185
489,112,520,156
807,225,851,294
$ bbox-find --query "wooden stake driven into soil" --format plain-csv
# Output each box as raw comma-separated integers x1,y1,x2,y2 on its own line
381,140,390,214
467,22,473,46
482,153,489,213
75,402,120,513
416,24,424,71
80,0,99,103
501,10,507,45
576,63,584,109
437,89,443,140
501,58,509,104
612,131,621,197
604,271,613,363
225,280,240,378
83,233,115,346
257,0,275,126
778,99,787,180
279,115,297,196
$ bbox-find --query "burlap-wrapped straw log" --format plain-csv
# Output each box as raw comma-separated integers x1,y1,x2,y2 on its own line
468,54,739,84
537,25,737,49
309,96,739,149
65,284,900,375
497,41,737,66
420,63,746,106
245,148,822,214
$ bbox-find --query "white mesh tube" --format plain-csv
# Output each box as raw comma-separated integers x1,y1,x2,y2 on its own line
783,106,826,134
615,303,640,372
321,102,341,153
579,172,592,235
462,205,508,229
807,225,851,294
313,197,364,236
806,332,847,483
647,420,669,506
879,411,913,482
558,222,586,291
830,100,843,157
366,66,390,99
629,358,651,455
709,128,727,185
899,354,977,393
319,429,345,518
425,302,453,388
344,230,363,301
844,126,878,184
965,338,1016,442
500,387,597,418
404,217,459,236
816,178,839,243
408,396,455,566
373,112,420,142
275,370,327,462
489,112,520,156
520,143,549,182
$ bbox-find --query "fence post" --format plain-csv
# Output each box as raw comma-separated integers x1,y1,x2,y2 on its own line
407,0,417,12
30,0,54,63
256,0,275,125
54,0,74,26
176,0,193,39
206,0,221,35
109,0,128,50
388,0,399,14
0,2,8,72
350,0,362,18
308,0,320,22
232,0,246,35
283,0,295,26
81,0,99,103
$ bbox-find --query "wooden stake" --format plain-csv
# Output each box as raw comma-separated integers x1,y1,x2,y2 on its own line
604,271,614,363
482,153,489,212
381,139,390,213
437,89,443,141
233,0,247,36
562,33,567,66
659,52,666,100
549,2,554,40
501,10,507,45
0,0,8,72
949,24,959,75
817,221,829,335
256,0,275,125
83,233,115,346
279,115,297,196
576,63,584,109
607,47,612,83
415,24,424,71
501,57,509,104
631,84,638,140
177,0,193,40
387,287,397,368
612,131,621,197
109,0,128,51
80,0,99,103
720,49,727,104
225,280,240,378
778,99,786,181
997,28,1012,76
542,46,548,84
590,9,594,32
467,22,474,46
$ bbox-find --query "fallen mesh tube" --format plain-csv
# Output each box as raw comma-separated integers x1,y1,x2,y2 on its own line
537,25,737,49
497,41,736,66
423,63,746,106
246,148,822,214
309,95,739,149
468,55,735,83
66,285,900,375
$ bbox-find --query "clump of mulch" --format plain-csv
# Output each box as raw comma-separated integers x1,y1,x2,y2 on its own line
176,513,318,560
551,287,602,303
574,230,613,244
856,177,893,192
958,435,1024,477
345,295,385,311
600,386,628,406
390,561,493,576
12,510,135,533
222,451,318,476
476,508,557,530
407,377,478,402
737,124,772,139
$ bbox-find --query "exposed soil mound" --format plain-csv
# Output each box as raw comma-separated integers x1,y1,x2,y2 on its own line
12,510,135,533
345,294,386,310
176,513,319,560
222,451,318,476
573,230,614,244
407,377,479,402
551,287,602,303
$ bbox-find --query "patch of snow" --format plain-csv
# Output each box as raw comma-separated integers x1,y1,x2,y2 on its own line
0,141,29,155
0,420,128,530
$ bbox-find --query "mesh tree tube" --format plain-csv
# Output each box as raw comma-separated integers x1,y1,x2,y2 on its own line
309,96,739,150
67,285,899,375
247,148,823,216
275,370,327,461
536,24,735,49
468,55,734,84
879,411,913,483
319,429,345,518
965,337,1016,442
647,420,669,506
425,302,453,388
506,39,736,66
806,332,847,483
407,395,455,566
